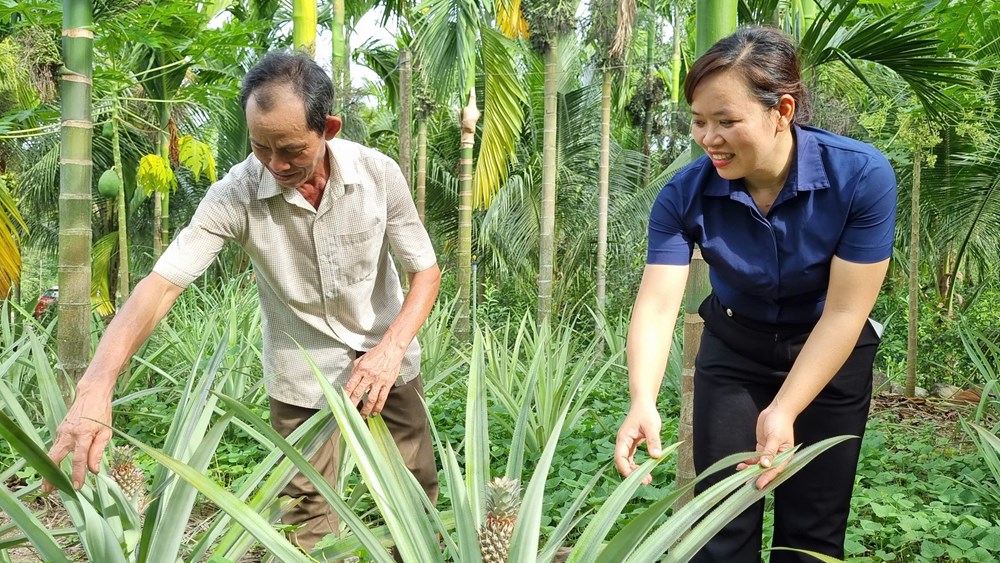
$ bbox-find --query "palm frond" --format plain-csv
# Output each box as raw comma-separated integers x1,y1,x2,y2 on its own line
800,1,976,117
414,0,482,102
473,27,529,209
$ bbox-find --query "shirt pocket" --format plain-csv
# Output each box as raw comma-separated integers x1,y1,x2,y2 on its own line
333,220,383,286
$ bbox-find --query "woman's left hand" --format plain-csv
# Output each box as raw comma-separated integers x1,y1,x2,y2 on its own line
737,405,796,489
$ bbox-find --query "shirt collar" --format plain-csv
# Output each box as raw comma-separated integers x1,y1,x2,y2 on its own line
255,138,362,201
703,124,830,197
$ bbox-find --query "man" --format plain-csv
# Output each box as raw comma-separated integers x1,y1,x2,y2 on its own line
44,51,441,552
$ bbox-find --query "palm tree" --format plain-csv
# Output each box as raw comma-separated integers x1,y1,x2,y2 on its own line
292,0,317,56
673,0,737,507
521,0,579,327
58,0,94,387
590,0,637,329
416,0,528,339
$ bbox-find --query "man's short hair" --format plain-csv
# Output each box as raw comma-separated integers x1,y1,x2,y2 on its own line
240,51,334,134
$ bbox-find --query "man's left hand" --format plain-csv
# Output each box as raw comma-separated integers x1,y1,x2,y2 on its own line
736,405,795,489
344,344,404,417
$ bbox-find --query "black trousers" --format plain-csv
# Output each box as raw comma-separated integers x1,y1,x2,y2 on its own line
690,294,879,563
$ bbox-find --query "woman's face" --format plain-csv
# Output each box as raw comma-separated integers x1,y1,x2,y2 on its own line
690,69,790,189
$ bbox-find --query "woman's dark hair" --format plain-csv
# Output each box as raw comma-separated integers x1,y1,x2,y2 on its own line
683,26,811,124
239,51,334,134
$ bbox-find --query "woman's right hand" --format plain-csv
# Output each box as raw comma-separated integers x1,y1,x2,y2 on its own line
614,403,663,485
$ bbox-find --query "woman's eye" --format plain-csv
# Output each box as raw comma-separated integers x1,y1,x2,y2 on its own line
720,120,734,126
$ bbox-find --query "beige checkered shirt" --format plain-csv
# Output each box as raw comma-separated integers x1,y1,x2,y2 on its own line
154,138,437,408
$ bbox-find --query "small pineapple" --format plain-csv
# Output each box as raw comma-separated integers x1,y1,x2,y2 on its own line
109,445,146,503
479,477,521,563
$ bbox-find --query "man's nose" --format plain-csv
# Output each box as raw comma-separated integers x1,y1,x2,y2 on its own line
270,155,290,171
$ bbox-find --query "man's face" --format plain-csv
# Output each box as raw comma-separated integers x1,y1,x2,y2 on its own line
245,86,338,189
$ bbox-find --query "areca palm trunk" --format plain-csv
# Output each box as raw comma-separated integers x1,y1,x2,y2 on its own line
667,3,682,156
292,0,317,56
332,0,346,109
596,70,611,328
152,122,169,259
416,117,427,223
906,148,921,397
640,11,656,187
800,0,817,30
457,89,479,340
58,0,94,389
677,0,736,505
399,48,412,188
110,96,129,304
537,42,559,327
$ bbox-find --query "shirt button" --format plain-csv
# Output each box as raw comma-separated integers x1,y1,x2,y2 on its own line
726,308,733,317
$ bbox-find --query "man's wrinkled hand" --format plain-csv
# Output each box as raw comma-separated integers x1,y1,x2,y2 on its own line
343,344,404,417
43,394,113,493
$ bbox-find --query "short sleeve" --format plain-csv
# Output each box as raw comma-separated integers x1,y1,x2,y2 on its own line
835,154,897,263
647,182,694,265
383,159,437,273
153,179,248,287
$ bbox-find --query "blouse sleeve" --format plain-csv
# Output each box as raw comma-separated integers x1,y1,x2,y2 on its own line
647,182,694,265
835,154,897,264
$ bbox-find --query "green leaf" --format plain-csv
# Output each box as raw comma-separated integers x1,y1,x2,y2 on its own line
113,431,311,563
212,393,395,563
0,484,70,562
137,154,178,196
568,444,680,563
920,540,947,559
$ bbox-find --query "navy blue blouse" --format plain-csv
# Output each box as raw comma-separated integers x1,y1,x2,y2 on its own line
647,125,897,325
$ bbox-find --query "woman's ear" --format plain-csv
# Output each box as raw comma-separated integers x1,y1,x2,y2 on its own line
776,94,796,131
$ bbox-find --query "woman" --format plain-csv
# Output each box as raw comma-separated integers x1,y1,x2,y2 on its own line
613,26,896,561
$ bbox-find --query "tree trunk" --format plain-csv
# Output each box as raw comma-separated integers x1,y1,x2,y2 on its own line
640,12,656,187
58,0,94,391
596,70,611,338
456,89,479,341
399,48,412,189
800,0,818,31
906,149,921,397
292,0,317,57
416,118,427,224
676,0,737,506
537,43,559,327
332,0,346,109
152,192,162,258
110,95,129,305
666,4,682,157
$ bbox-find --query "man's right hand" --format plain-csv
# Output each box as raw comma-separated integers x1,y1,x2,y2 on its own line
43,389,113,493
614,403,663,486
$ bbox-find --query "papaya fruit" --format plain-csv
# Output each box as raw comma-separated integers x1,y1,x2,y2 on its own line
98,169,120,198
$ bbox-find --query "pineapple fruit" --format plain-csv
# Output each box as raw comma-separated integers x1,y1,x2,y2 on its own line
109,444,146,505
479,477,521,563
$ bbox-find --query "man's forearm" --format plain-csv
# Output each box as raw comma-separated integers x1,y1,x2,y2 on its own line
77,273,184,396
379,263,441,353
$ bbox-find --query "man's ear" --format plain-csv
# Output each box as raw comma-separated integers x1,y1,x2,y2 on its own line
325,115,343,140
776,94,796,131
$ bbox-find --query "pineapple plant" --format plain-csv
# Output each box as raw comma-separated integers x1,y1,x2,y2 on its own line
479,477,521,563
109,444,146,506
